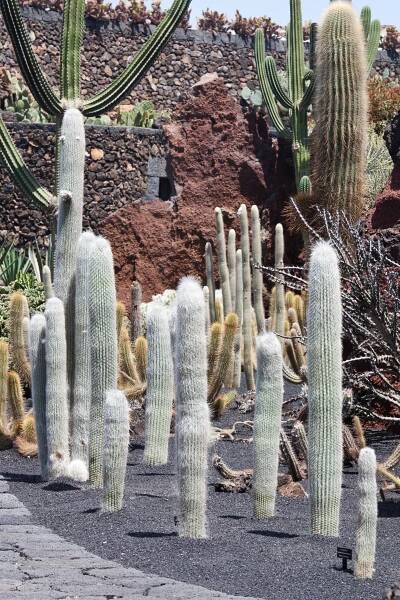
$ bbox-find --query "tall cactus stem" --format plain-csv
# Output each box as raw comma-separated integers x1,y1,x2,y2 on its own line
204,242,216,324
29,314,48,480
227,229,236,310
42,265,54,300
215,208,232,315
239,204,255,390
355,447,377,579
134,336,148,384
9,292,30,385
130,280,142,343
274,224,286,339
233,249,243,389
0,341,8,428
251,205,265,333
7,371,25,437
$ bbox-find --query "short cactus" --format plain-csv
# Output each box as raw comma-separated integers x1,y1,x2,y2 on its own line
29,314,47,480
144,304,174,466
42,265,54,300
102,389,130,512
254,332,283,518
88,237,118,488
45,297,70,478
355,447,378,579
308,241,343,536
175,276,210,538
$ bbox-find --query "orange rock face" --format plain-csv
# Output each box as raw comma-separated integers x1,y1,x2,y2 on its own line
99,74,268,305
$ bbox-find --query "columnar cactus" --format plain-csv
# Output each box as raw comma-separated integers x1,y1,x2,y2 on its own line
9,292,30,385
144,304,174,466
308,241,343,536
0,341,8,428
204,242,216,324
251,205,265,333
215,208,232,316
102,389,130,512
29,314,48,480
7,371,25,437
355,447,378,579
175,276,209,538
227,229,236,310
254,333,283,518
234,249,243,389
208,313,239,404
45,297,70,478
312,2,368,221
134,336,148,384
42,265,54,300
274,224,285,339
130,280,142,343
70,231,96,481
203,286,210,336
238,204,255,390
88,237,118,488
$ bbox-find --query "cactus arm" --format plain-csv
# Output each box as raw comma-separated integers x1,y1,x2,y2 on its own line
0,118,55,210
361,7,371,40
287,0,305,105
255,30,292,140
264,57,293,110
0,0,62,115
82,0,190,116
299,70,315,112
61,0,85,101
366,20,380,73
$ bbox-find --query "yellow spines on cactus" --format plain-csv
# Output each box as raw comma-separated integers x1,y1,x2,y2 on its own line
0,341,8,428
7,370,25,437
119,325,139,385
21,411,37,444
213,390,237,420
287,307,298,327
285,290,295,309
116,301,127,344
284,320,291,337
134,336,148,384
353,416,367,449
9,292,31,385
207,322,224,378
293,294,305,331
208,313,239,405
215,296,224,324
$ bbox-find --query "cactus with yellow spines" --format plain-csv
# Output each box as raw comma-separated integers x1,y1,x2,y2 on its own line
7,370,25,437
207,322,224,379
134,336,148,384
0,341,8,428
239,204,255,390
9,292,30,385
119,325,139,387
215,295,224,325
294,294,305,331
285,290,295,310
208,313,239,408
355,447,377,580
116,302,127,345
213,390,237,420
353,416,367,450
29,313,47,479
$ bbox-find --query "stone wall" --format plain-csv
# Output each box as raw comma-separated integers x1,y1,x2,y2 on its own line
1,7,399,116
0,121,166,245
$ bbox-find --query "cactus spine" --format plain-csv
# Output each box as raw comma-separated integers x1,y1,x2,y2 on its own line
208,313,239,405
308,241,343,536
88,237,118,488
102,390,129,512
134,336,148,384
251,205,265,333
204,242,216,324
355,447,377,579
130,280,142,343
70,231,95,479
9,292,30,385
176,277,209,538
254,333,283,518
7,371,25,437
215,208,232,316
312,2,368,221
227,229,236,310
144,305,174,466
45,297,70,478
239,204,255,391
29,314,48,480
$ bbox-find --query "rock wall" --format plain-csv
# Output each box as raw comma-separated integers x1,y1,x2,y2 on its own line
1,6,399,115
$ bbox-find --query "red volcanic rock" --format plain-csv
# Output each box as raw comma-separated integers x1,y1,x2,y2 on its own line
368,164,400,230
99,73,268,305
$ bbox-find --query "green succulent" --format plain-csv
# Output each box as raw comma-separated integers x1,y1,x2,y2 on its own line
0,276,45,339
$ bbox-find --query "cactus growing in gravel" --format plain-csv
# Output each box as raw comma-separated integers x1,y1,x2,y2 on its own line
215,208,232,316
70,231,96,479
308,241,343,537
102,389,130,513
29,314,48,480
130,280,142,343
204,242,216,324
254,332,283,518
144,305,174,466
0,341,8,428
239,204,255,391
251,206,265,334
175,276,210,538
208,313,239,406
355,447,378,579
45,297,70,478
88,237,118,488
9,292,30,385
312,2,368,221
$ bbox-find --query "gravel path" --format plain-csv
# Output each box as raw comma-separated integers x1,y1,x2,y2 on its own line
0,474,260,599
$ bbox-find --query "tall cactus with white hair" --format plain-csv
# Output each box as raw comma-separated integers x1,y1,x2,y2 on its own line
251,205,265,333
144,304,174,466
355,447,378,579
215,208,232,316
239,204,255,391
175,276,209,538
29,314,48,480
307,241,343,536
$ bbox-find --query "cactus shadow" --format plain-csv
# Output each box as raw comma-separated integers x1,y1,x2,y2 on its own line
378,499,400,518
127,531,177,539
219,515,247,520
1,471,42,484
43,482,81,492
248,529,299,539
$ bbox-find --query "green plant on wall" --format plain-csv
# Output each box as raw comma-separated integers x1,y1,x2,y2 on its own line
0,69,51,123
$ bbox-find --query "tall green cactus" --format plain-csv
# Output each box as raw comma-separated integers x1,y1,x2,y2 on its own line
45,297,70,478
102,389,130,512
360,6,381,72
312,2,368,221
355,447,378,579
88,236,118,488
175,276,209,538
70,231,96,480
255,0,315,190
29,314,48,481
254,332,283,518
144,304,174,466
238,205,255,391
0,341,8,429
307,241,343,537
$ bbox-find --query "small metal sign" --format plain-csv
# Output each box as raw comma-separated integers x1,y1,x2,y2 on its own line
337,547,353,572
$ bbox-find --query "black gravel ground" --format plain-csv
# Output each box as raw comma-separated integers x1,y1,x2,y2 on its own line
1,406,399,600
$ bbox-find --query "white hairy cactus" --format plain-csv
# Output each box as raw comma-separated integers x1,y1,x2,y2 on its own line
355,447,378,579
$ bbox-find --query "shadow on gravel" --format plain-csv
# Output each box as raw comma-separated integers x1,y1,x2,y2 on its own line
83,508,100,514
128,531,177,539
1,471,41,484
248,529,299,539
43,482,80,492
135,493,168,500
378,500,400,518
219,515,246,520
